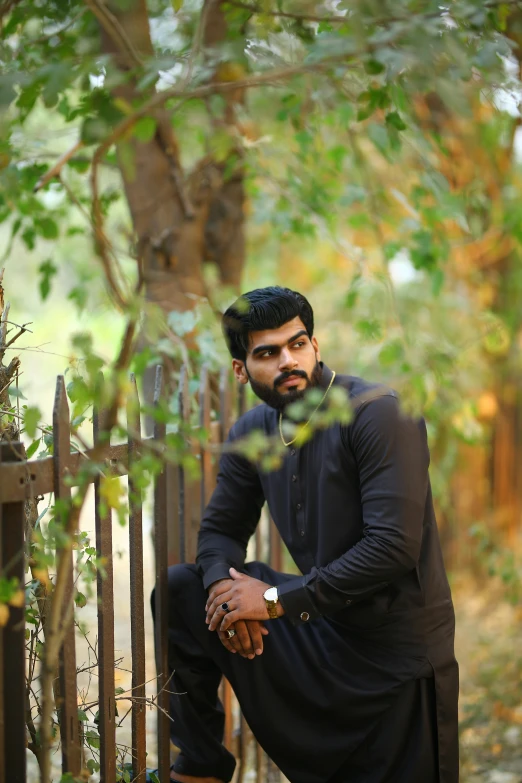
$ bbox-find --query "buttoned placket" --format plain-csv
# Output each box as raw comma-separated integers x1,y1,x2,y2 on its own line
287,446,306,539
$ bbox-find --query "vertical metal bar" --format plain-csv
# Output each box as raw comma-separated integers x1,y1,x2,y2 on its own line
178,365,189,564
53,376,81,775
199,365,213,514
223,679,233,751
153,365,171,780
0,442,26,783
269,517,283,573
237,381,246,418
127,374,147,782
256,741,265,782
219,367,231,442
93,403,116,783
236,713,250,783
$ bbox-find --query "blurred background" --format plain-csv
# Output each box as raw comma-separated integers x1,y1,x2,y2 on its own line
1,1,522,781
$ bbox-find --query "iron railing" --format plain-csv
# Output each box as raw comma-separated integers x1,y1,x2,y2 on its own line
0,364,283,783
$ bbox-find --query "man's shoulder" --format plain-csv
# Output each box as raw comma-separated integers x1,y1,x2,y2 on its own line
335,372,399,414
229,401,275,439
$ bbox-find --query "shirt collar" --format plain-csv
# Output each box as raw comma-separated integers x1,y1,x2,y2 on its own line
318,362,335,390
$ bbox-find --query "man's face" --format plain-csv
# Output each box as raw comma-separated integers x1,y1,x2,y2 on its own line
232,317,322,411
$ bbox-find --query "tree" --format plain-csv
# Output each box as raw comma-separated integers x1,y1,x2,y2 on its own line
1,0,522,777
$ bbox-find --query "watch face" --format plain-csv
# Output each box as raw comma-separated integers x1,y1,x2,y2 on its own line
264,587,278,602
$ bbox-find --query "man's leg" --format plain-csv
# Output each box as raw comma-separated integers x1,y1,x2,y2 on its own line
151,563,237,783
326,677,439,783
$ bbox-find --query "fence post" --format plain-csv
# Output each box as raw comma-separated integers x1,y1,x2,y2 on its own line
199,365,212,514
93,400,116,783
127,374,146,782
153,365,171,780
178,365,189,564
0,442,26,783
53,376,81,775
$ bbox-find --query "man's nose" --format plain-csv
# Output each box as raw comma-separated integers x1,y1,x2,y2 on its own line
279,348,298,371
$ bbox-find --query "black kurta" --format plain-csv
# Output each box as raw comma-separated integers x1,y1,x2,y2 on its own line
196,364,459,782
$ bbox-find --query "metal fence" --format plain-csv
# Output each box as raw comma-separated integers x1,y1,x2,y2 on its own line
0,364,282,783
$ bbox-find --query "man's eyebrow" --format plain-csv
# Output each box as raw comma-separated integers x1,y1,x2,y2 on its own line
251,329,309,357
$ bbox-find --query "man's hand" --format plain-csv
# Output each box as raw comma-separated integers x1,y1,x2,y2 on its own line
206,568,283,633
206,577,269,658
218,619,269,659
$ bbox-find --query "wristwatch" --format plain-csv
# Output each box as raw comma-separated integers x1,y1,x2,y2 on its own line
263,586,280,619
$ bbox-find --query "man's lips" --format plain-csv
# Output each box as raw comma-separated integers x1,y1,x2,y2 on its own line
279,375,303,387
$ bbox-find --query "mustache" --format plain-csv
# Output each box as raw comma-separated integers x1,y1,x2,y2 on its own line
274,370,308,388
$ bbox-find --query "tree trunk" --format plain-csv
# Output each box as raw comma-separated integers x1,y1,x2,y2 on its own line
96,0,246,315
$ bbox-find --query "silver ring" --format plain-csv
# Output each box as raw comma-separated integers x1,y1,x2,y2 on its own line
225,629,236,639
221,602,230,613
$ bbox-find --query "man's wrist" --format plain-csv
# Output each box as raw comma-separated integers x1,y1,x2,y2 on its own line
208,577,232,593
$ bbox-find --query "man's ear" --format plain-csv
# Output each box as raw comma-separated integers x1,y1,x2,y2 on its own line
232,359,249,385
312,336,321,363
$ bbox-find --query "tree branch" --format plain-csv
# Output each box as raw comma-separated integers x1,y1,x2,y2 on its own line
82,0,143,67
33,140,84,193
226,0,522,27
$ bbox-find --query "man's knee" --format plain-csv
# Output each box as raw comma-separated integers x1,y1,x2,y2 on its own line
150,563,202,619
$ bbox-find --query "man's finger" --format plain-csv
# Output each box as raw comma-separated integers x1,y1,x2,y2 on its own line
235,621,255,658
205,579,233,610
217,631,237,654
208,602,234,631
247,622,264,655
206,593,233,627
220,610,240,631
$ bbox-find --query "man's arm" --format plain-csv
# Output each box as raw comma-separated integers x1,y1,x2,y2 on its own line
196,419,265,589
277,394,430,625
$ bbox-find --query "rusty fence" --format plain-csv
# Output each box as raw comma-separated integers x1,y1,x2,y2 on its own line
0,364,283,783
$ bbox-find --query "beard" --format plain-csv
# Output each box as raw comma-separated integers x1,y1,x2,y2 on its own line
246,358,323,412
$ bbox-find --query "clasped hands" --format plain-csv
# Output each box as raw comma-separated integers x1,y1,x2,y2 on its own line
205,567,283,660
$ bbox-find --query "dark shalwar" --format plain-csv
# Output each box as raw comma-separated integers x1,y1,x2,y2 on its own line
160,365,459,783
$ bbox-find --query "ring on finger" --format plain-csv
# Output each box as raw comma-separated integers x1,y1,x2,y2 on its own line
221,602,230,613
225,629,236,639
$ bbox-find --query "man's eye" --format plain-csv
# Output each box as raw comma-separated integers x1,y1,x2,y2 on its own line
293,341,305,348
260,350,273,358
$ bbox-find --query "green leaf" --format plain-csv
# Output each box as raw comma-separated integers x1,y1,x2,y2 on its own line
85,729,100,749
364,59,385,75
133,116,157,142
35,218,59,240
26,438,41,459
172,0,183,9
8,386,27,400
81,117,110,144
148,773,160,783
68,286,88,312
23,407,40,439
378,340,404,367
385,111,407,131
38,259,58,300
77,709,88,722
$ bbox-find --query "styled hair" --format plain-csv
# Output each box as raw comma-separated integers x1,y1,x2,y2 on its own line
222,286,314,361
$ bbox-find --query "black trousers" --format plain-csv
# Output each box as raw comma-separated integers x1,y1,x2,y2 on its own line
152,562,440,783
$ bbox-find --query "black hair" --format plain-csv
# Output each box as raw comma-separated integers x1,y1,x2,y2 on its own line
222,286,314,361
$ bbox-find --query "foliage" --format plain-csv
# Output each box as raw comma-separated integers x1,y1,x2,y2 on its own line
1,0,522,779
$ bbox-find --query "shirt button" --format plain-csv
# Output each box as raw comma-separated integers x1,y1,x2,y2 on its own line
292,474,297,482
296,503,302,510
300,612,310,622
290,448,296,456
299,530,305,537
345,599,352,605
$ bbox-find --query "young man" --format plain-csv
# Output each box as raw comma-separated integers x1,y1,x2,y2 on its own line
156,286,459,783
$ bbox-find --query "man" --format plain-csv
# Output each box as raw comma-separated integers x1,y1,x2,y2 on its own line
156,286,459,783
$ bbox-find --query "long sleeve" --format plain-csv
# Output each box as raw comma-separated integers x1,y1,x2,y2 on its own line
278,394,429,624
196,419,265,590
